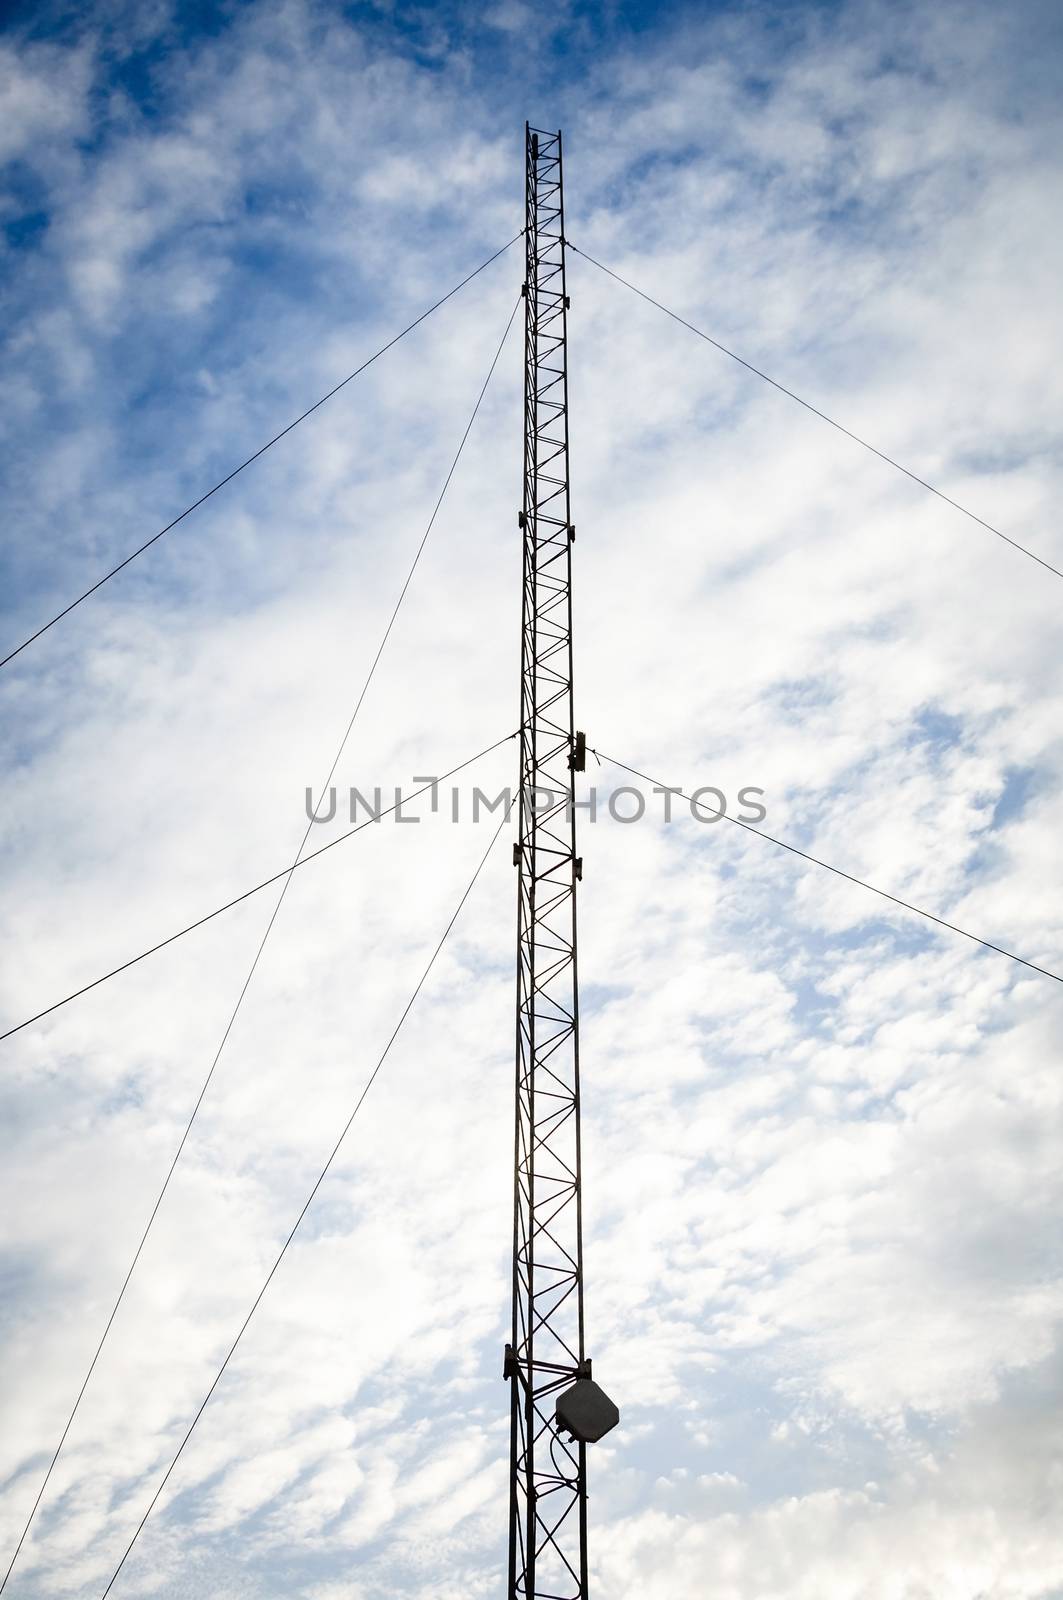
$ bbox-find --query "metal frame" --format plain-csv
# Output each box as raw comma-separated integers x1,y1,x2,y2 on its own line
507,123,589,1600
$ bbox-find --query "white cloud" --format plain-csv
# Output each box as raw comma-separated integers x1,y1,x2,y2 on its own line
2,0,1062,1596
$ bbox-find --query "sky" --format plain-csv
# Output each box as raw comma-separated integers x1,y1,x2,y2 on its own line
2,0,1063,1596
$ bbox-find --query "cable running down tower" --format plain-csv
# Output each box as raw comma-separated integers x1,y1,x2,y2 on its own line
506,123,618,1600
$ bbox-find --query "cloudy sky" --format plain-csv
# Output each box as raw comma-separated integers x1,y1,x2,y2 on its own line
2,0,1063,1595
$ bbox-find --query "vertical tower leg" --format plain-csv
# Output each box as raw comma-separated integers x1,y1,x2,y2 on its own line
507,122,588,1600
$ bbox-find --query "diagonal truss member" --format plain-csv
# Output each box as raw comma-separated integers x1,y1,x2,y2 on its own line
506,122,617,1600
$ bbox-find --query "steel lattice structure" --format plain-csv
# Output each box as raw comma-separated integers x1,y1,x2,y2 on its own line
506,123,612,1600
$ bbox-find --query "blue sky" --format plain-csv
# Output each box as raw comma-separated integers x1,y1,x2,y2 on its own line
2,1,1063,1597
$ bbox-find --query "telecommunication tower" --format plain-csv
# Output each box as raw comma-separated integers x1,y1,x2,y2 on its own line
506,123,619,1600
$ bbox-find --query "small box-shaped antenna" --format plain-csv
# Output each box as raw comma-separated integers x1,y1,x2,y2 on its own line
555,1379,620,1444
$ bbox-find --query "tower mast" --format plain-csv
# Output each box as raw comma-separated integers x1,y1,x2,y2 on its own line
506,122,617,1600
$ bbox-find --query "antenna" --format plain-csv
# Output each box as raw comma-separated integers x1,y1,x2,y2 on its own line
506,123,618,1600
